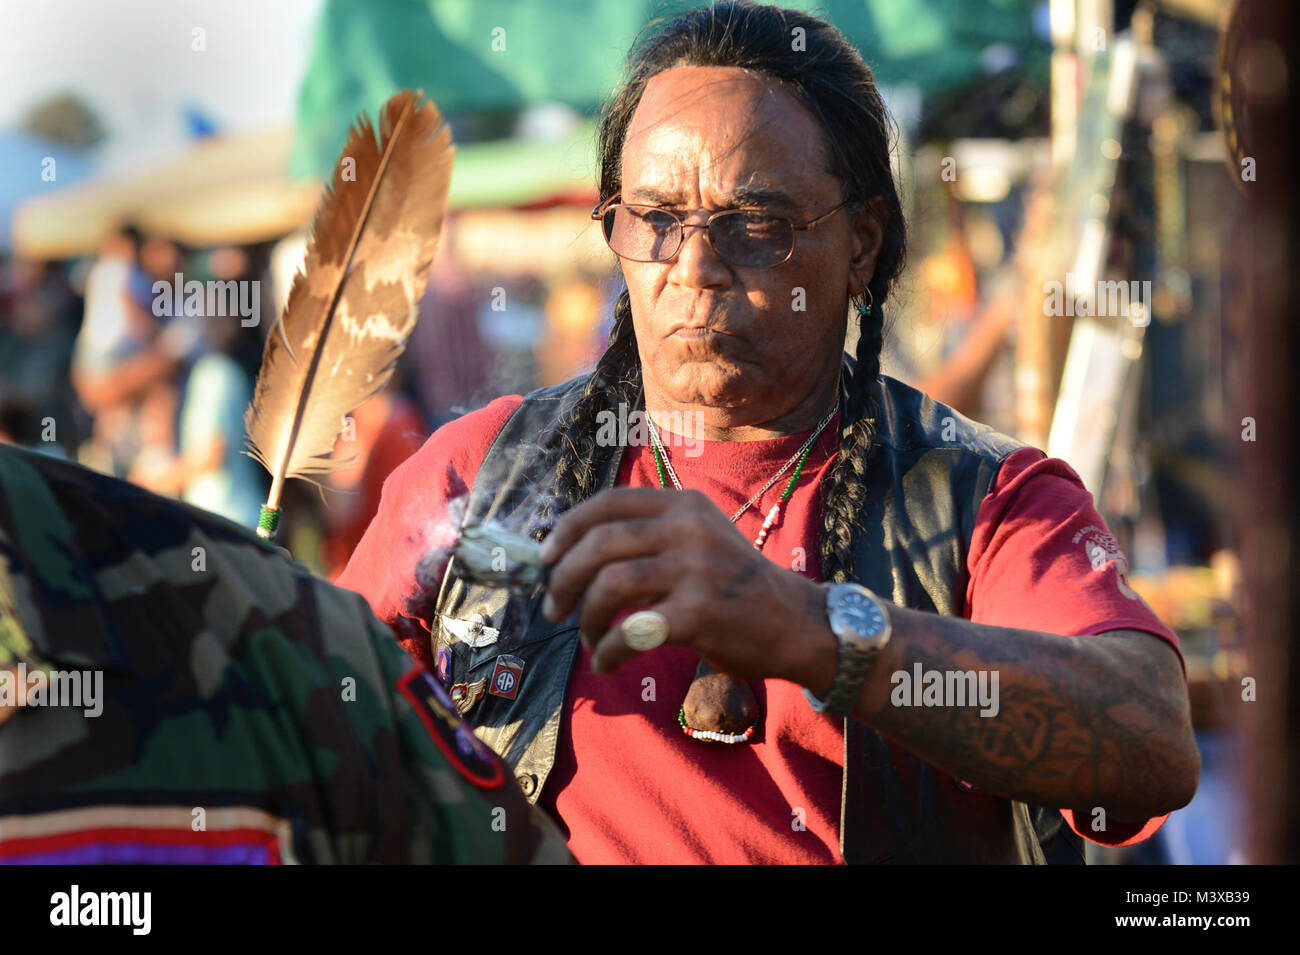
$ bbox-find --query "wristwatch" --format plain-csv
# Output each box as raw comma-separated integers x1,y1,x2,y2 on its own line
803,582,892,716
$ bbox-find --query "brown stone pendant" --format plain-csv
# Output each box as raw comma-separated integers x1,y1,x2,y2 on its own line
681,657,759,740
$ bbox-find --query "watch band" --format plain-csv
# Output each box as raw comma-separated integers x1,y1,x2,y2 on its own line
803,584,891,717
809,642,884,716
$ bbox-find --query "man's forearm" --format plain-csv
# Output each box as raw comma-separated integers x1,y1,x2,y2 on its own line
792,600,1199,820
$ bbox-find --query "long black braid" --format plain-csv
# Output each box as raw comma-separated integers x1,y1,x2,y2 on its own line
820,287,887,584
532,291,642,533
535,1,906,589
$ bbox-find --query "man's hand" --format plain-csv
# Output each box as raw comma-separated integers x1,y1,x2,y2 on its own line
539,487,835,684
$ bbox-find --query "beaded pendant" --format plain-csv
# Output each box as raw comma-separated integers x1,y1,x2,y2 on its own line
649,408,833,744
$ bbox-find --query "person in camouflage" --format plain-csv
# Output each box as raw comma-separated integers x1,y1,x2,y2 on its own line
0,443,571,864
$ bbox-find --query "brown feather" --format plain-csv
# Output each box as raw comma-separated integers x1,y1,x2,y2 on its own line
244,90,454,514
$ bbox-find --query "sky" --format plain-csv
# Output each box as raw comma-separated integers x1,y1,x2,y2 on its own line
0,0,322,172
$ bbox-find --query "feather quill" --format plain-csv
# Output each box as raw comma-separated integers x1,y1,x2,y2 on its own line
244,90,454,536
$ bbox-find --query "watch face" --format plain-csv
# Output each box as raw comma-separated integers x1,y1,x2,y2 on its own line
834,590,886,641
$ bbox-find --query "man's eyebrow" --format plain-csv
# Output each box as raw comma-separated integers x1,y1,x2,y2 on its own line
623,184,798,209
727,185,798,208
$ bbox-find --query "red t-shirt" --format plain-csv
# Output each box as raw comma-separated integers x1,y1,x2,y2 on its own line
338,394,1184,863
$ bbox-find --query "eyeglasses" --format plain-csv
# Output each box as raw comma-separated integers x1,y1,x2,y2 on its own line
590,194,851,269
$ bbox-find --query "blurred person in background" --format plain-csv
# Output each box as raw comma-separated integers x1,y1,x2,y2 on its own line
0,258,80,456
537,278,604,386
69,227,142,391
128,298,264,527
404,213,492,428
322,373,427,581
478,274,545,398
205,243,274,383
71,230,205,479
884,183,1030,419
126,235,207,483
70,226,148,474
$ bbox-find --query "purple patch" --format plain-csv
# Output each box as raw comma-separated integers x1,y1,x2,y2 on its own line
3,842,273,865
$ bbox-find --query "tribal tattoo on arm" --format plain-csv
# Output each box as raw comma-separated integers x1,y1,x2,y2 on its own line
846,611,1200,821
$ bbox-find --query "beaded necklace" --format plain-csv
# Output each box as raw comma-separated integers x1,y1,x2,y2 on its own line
647,400,838,550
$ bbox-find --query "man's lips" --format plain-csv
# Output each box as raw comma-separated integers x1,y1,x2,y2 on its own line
672,326,716,340
667,323,735,339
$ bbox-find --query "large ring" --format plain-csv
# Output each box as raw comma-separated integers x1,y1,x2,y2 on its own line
621,610,670,651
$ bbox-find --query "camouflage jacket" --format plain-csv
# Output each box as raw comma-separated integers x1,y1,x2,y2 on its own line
0,444,571,864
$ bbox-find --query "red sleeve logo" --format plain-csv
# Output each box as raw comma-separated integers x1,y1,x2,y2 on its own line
1074,527,1139,600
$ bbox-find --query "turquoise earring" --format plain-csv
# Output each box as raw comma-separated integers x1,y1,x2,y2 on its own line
858,288,874,318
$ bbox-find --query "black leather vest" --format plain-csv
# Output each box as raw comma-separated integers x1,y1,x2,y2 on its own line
433,360,1064,864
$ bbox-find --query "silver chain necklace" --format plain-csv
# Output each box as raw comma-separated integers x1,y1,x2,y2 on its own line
646,401,840,525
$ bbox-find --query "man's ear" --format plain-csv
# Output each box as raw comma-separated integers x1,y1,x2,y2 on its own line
847,198,888,298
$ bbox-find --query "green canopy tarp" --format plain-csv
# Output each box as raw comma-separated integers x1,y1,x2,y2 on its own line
294,0,1047,196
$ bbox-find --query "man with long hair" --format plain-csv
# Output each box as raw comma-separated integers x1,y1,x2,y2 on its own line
341,1,1198,864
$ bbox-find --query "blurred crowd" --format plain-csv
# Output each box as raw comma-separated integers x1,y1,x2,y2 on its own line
0,216,619,579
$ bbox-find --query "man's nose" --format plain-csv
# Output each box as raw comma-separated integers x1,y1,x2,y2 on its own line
667,218,730,287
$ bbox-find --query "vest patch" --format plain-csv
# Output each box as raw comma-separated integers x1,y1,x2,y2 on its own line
397,666,505,789
488,654,524,700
